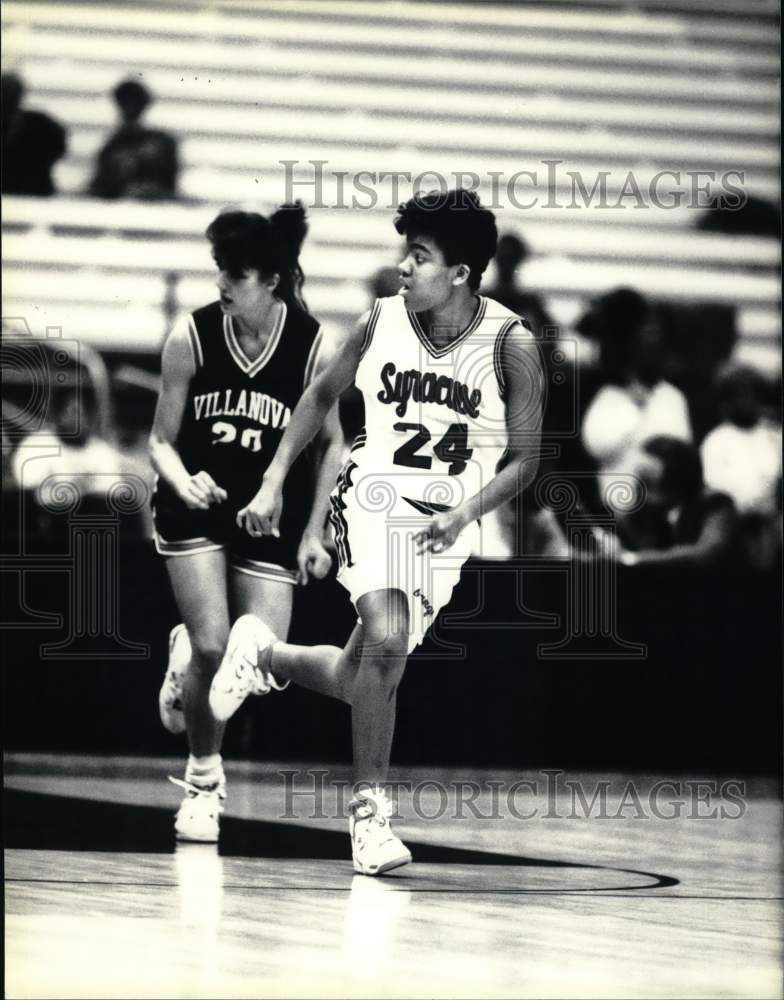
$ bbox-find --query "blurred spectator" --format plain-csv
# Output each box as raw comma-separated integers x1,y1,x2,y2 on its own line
11,388,125,499
655,302,737,441
697,194,780,239
701,364,781,515
89,79,178,200
701,364,781,569
1,73,67,196
484,233,554,336
579,289,692,486
608,436,736,568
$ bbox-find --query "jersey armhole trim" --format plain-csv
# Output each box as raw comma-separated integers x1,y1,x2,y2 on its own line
303,326,324,391
187,315,204,372
493,317,519,399
359,299,382,360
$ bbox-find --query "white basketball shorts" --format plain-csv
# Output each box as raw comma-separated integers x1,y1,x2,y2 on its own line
328,463,479,653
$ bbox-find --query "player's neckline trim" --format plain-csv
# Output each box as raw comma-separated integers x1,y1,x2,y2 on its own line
224,301,287,377
407,296,487,358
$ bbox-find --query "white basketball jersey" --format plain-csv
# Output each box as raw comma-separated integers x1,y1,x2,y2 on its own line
352,294,522,512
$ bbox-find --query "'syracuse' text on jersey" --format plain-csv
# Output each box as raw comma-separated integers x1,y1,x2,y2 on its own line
162,300,322,532
349,293,527,513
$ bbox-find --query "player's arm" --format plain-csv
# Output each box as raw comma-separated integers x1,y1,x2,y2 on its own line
238,313,366,537
149,317,227,510
417,322,544,553
297,327,349,583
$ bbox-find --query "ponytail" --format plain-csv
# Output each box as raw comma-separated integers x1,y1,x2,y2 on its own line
270,201,309,312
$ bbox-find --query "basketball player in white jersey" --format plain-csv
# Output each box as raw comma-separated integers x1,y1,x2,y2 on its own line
210,189,545,873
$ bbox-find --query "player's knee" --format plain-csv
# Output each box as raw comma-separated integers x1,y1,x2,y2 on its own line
189,633,228,675
363,628,409,667
359,646,406,701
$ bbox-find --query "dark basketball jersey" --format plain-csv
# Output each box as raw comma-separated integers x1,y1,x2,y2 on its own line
159,300,322,540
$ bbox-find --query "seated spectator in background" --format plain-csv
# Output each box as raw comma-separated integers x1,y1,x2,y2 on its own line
579,289,692,494
89,79,178,200
11,388,124,500
604,436,736,568
701,364,781,569
1,73,67,196
484,232,554,336
654,301,737,442
697,194,780,239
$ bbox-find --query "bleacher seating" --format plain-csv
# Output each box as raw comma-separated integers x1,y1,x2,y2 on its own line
1,0,780,371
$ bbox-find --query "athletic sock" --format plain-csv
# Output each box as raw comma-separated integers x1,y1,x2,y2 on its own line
264,640,287,688
185,753,223,788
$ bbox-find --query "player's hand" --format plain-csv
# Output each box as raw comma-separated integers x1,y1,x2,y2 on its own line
236,476,283,538
415,509,467,555
296,530,333,585
177,471,228,510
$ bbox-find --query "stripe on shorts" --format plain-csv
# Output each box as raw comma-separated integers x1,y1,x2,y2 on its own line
232,557,298,584
350,428,367,454
153,532,223,557
329,458,358,570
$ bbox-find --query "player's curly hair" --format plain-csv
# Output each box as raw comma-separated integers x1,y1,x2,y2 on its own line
394,189,498,291
206,202,309,311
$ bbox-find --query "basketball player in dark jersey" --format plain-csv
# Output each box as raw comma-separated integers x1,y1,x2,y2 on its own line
209,190,545,873
149,204,346,842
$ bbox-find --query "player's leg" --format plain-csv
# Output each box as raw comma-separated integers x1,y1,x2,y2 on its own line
216,565,361,707
264,621,363,704
166,549,231,755
230,565,295,638
345,587,412,875
350,587,410,786
165,548,231,842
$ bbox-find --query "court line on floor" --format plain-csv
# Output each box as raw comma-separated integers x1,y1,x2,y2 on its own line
5,787,682,892
6,877,782,900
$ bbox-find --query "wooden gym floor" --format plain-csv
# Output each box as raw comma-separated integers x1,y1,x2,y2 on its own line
4,754,782,999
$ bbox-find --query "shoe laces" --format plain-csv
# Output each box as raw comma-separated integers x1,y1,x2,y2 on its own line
169,776,226,801
230,645,269,696
351,790,395,827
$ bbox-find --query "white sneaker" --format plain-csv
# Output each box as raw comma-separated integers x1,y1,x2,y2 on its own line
350,787,412,876
208,615,284,723
159,624,190,734
170,773,226,843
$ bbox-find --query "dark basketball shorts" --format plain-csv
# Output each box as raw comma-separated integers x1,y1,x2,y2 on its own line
151,487,301,585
